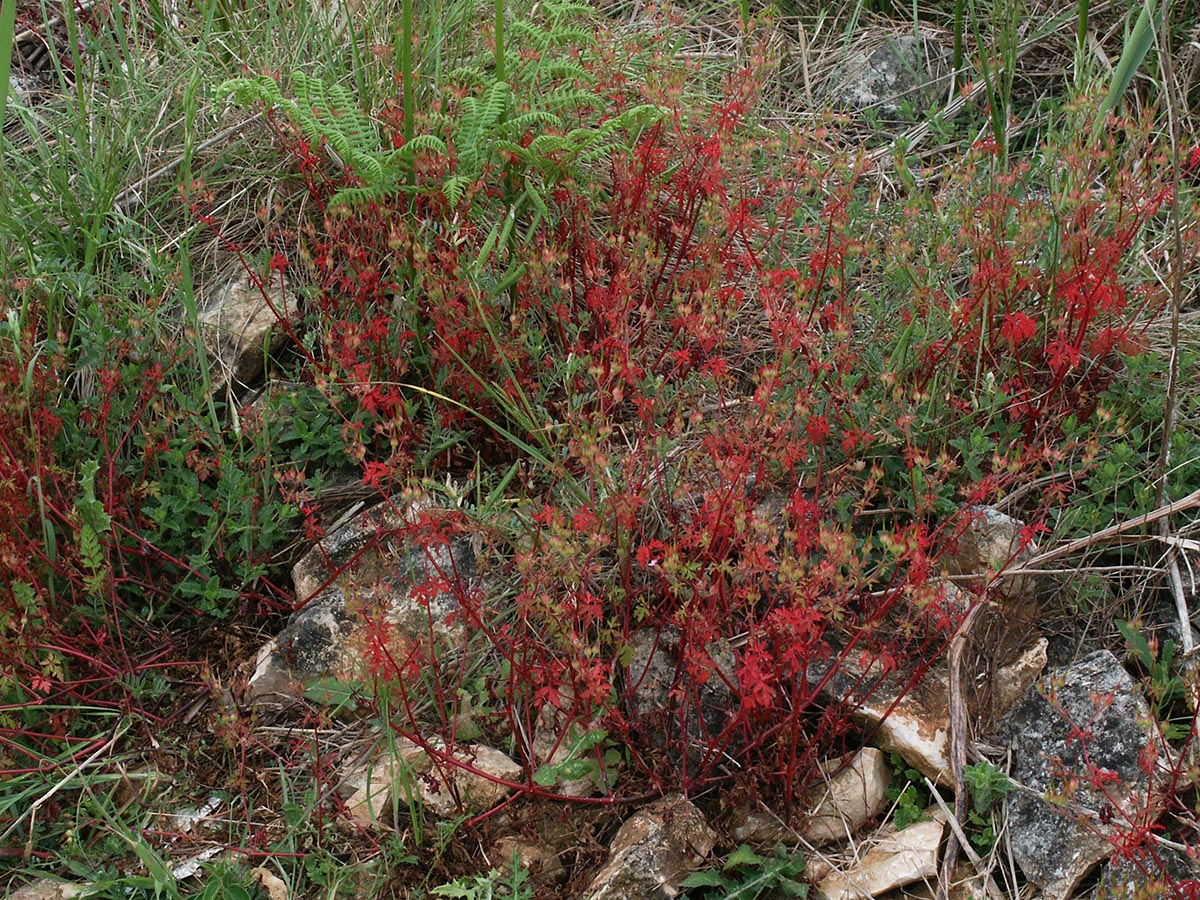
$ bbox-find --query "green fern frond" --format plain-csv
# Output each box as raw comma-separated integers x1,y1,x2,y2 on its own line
395,134,448,158
535,62,592,84
330,182,397,208
447,66,487,87
539,25,592,46
526,134,570,157
539,87,601,114
542,0,595,18
216,75,285,107
351,152,387,184
444,174,470,208
505,110,560,132
615,103,668,128
509,20,591,50
479,81,512,126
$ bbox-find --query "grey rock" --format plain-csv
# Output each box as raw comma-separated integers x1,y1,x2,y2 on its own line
8,73,37,106
1091,844,1200,898
626,627,737,761
828,31,949,120
1003,650,1159,900
420,743,522,817
248,495,478,699
492,836,566,883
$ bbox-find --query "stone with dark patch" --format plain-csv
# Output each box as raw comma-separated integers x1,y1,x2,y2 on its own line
247,495,479,700
828,31,949,121
1002,650,1157,900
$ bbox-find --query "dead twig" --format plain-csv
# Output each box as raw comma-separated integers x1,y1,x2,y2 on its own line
1151,0,1195,657
938,599,987,900
1021,488,1200,570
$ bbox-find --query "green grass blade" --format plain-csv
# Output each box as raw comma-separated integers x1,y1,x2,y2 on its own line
0,0,15,166
1094,0,1158,135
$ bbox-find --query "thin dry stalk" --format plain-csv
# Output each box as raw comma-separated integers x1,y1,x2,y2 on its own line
1151,0,1195,656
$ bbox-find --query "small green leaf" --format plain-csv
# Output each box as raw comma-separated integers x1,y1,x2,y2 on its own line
724,845,767,870
532,763,559,787
679,870,726,889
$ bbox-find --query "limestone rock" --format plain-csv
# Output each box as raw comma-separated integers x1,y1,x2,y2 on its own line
248,495,478,699
804,747,893,845
1002,650,1159,900
252,867,290,900
815,652,953,786
1091,844,1200,898
583,795,717,900
942,505,1039,603
729,804,790,845
340,736,430,827
9,881,86,900
731,747,892,846
492,836,565,882
420,743,522,818
340,738,521,822
815,810,945,900
991,636,1047,720
531,701,613,798
828,30,949,120
198,269,297,391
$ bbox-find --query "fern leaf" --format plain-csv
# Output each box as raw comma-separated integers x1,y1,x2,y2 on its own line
216,75,285,107
527,134,569,157
331,182,396,208
395,134,448,157
479,81,511,129
443,174,469,208
447,66,487,86
505,110,560,133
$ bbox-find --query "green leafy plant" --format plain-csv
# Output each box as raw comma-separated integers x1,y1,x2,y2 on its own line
219,0,661,216
1117,620,1191,741
680,844,807,899
532,725,621,793
886,753,930,831
962,760,1011,851
430,852,532,899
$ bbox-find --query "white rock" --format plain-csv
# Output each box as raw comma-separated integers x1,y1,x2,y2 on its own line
197,269,297,390
804,747,893,845
421,743,523,818
991,636,1047,719
852,677,953,787
942,505,1039,601
341,737,430,828
816,811,945,900
9,881,86,900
